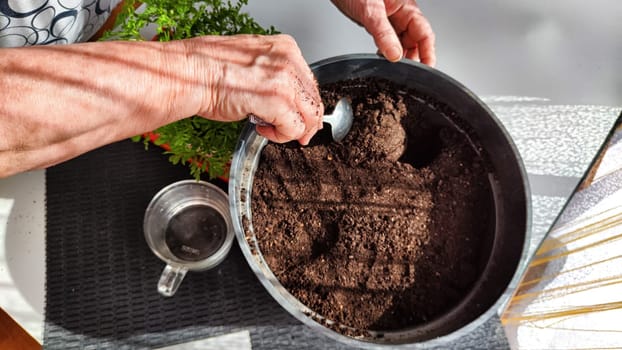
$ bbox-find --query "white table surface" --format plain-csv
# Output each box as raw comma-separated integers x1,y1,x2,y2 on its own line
503,122,622,349
0,170,46,341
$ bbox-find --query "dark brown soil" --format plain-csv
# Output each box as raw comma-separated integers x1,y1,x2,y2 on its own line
250,77,495,333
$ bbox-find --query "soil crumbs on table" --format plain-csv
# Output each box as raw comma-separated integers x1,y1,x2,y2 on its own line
251,77,494,333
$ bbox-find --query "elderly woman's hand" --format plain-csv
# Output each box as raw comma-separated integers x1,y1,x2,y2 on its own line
331,0,436,66
183,34,324,145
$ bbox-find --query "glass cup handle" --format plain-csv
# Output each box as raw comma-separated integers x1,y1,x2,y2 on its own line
157,264,188,297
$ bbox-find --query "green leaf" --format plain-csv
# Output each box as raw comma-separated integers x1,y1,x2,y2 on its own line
101,0,278,180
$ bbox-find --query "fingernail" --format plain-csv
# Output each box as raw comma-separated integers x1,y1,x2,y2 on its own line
387,46,402,62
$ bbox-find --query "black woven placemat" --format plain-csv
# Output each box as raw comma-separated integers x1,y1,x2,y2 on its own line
44,139,509,349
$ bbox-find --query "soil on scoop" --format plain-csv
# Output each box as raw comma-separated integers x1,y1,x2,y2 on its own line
250,77,495,333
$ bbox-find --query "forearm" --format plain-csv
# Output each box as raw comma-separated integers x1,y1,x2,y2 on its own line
0,34,323,178
0,40,205,177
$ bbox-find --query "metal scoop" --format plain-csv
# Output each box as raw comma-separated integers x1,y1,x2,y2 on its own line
249,98,353,142
322,98,353,142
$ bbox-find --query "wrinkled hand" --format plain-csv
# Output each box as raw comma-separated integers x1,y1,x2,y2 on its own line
182,34,323,145
331,0,436,66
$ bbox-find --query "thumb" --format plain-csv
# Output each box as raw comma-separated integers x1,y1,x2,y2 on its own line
365,14,402,62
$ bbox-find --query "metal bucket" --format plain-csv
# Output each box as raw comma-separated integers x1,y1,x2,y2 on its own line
228,54,531,348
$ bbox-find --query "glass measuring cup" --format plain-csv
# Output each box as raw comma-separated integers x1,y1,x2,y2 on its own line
144,180,234,297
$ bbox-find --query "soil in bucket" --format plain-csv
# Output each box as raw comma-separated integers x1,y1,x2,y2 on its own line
250,77,495,335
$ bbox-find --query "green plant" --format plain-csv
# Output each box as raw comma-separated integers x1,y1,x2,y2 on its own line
102,0,278,179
